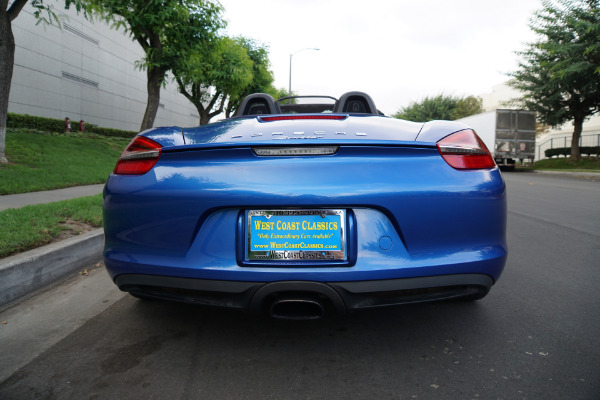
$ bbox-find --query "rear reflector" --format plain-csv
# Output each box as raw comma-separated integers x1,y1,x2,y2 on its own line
113,136,162,175
253,146,339,156
437,130,496,170
259,115,347,122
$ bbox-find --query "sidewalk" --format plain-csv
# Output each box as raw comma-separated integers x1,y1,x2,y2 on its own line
0,184,105,212
0,184,106,309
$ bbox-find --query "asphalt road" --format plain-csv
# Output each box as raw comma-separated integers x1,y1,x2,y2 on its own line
1,172,599,400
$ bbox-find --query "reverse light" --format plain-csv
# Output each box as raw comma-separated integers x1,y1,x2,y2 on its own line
113,136,162,175
437,129,496,170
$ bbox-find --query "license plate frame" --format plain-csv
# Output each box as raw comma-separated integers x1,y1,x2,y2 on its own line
247,209,346,262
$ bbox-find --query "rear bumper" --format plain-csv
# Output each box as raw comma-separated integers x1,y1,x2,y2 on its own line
115,273,494,314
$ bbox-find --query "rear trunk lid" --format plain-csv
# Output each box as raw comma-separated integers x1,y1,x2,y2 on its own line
141,115,472,150
183,115,424,147
145,116,424,149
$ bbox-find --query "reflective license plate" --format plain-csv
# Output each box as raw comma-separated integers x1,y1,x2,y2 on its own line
247,209,346,261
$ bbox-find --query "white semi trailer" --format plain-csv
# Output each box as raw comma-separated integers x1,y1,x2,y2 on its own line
457,109,536,168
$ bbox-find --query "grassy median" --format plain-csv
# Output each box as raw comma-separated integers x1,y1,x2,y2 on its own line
0,194,103,258
0,129,130,195
529,157,600,171
0,129,121,258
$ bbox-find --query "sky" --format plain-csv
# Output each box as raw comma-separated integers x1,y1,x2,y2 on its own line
218,0,542,116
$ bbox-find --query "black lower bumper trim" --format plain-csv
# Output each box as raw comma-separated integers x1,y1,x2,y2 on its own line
329,274,493,309
114,273,494,313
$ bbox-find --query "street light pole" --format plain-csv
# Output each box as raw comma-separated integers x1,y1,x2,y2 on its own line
288,48,319,100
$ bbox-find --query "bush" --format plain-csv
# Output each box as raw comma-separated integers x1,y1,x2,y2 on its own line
545,148,569,158
545,147,600,158
85,125,138,138
7,113,64,132
581,147,600,156
7,113,137,138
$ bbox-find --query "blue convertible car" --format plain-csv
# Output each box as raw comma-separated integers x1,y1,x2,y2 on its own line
103,92,507,319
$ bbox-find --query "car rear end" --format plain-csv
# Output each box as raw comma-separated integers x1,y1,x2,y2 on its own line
103,114,507,318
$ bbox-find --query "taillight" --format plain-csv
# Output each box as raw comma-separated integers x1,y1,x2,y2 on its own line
436,129,496,170
113,136,162,175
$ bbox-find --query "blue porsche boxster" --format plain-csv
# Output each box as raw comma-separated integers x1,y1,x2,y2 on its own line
103,91,507,319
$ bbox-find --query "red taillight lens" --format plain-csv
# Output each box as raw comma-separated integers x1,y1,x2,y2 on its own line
113,136,162,175
436,129,496,170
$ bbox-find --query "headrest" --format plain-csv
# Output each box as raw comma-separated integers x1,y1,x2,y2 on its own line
333,91,378,115
236,93,281,116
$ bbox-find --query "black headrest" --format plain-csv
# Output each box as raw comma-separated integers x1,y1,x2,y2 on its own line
333,91,378,115
236,93,281,116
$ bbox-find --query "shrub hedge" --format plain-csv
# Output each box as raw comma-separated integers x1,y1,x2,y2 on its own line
7,113,138,138
545,147,600,158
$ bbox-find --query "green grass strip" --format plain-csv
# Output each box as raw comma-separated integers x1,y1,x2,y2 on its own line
0,129,131,195
532,157,600,170
0,194,103,259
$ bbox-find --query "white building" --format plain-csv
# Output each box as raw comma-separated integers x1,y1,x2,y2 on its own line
8,4,200,132
480,83,522,112
479,82,600,160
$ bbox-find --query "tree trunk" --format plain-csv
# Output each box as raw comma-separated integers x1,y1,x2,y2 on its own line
570,115,583,161
192,100,212,126
0,10,15,164
140,66,165,131
200,94,225,125
226,99,240,118
199,111,210,126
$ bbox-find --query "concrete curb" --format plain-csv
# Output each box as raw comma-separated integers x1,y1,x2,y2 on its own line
532,170,600,180
0,229,104,308
533,170,600,176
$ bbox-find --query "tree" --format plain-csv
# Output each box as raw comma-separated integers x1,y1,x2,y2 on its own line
266,87,291,102
393,94,483,122
87,0,224,131
174,36,253,125
508,0,600,161
454,96,485,120
224,38,276,118
0,0,88,164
